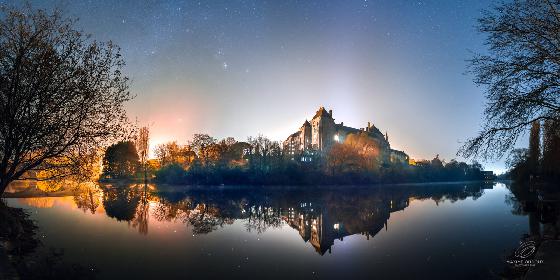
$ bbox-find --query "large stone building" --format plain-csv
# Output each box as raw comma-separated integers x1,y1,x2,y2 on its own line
283,107,409,164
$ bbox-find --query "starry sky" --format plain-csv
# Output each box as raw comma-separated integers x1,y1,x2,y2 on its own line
4,0,510,172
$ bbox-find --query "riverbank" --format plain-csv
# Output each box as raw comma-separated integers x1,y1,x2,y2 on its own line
525,240,560,280
0,202,38,253
0,202,38,279
0,248,18,279
0,200,98,279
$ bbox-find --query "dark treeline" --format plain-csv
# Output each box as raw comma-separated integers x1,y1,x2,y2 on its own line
507,120,560,183
101,133,487,185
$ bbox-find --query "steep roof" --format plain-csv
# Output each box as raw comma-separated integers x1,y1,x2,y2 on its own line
312,107,331,119
337,124,387,143
390,149,408,157
288,131,301,138
302,120,311,127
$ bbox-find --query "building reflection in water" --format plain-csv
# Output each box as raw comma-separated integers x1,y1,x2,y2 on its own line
54,182,504,254
286,201,397,255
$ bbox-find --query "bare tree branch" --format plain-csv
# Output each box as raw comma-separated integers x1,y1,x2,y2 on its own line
0,5,133,194
460,0,560,160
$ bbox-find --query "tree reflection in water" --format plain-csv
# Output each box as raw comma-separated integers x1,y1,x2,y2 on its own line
501,182,560,277
505,182,560,241
73,183,102,214
78,184,154,235
67,182,511,254
132,185,150,235
102,185,140,221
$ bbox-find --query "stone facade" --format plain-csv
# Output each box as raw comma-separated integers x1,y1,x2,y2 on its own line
284,107,409,165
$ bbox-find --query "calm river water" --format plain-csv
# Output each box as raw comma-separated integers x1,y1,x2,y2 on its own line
3,182,550,279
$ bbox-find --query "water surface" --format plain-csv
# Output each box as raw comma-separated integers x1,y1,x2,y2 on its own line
4,182,539,279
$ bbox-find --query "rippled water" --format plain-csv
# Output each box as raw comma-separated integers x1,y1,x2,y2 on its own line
3,182,544,279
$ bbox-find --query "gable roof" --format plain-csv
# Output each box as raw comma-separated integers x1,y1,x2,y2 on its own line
337,124,386,143
312,107,331,119
288,131,301,138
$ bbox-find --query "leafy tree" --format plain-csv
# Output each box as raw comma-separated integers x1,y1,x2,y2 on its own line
190,134,216,165
155,163,187,184
0,5,132,194
102,141,139,178
327,143,361,176
345,132,382,171
460,0,560,159
431,154,444,168
205,141,229,165
155,141,196,168
224,141,251,166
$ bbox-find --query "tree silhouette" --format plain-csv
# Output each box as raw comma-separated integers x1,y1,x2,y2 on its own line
460,0,560,159
249,135,282,171
0,5,132,194
136,127,149,182
102,141,139,179
155,141,197,168
506,148,531,181
190,134,216,165
542,120,560,178
528,121,541,174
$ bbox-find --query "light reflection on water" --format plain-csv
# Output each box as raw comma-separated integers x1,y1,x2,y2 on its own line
3,182,547,279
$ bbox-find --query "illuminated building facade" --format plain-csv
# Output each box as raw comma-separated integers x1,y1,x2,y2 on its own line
283,106,409,164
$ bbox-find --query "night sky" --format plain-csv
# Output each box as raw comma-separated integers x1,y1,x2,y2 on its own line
4,0,508,171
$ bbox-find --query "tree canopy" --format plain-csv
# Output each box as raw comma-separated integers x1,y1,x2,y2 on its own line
0,5,132,193
102,141,139,179
460,0,560,160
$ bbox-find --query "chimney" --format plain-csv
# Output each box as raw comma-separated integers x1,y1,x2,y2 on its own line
341,122,344,126
328,109,332,117
367,122,371,131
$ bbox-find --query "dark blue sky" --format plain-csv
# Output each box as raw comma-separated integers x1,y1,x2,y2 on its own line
4,0,510,171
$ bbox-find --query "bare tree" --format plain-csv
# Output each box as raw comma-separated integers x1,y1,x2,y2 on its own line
0,5,132,194
247,135,282,175
460,0,560,159
136,126,149,181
